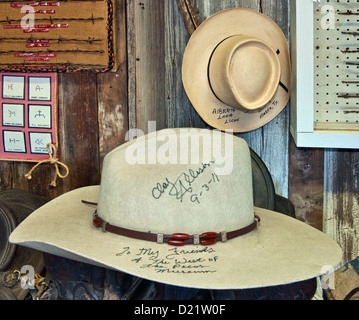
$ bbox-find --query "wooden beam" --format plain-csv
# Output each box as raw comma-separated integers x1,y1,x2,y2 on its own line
324,149,359,263
127,0,166,133
176,0,199,35
288,135,324,230
54,73,100,198
97,0,129,165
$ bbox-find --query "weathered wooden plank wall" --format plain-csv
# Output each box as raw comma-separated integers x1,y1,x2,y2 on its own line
98,0,129,165
324,150,359,263
0,0,358,265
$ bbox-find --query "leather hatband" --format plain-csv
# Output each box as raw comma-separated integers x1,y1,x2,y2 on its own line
92,211,260,246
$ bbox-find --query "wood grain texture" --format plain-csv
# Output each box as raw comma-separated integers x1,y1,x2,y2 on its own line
257,0,289,198
54,73,101,197
0,161,13,190
127,0,137,131
165,0,206,129
324,149,359,263
127,0,166,133
97,0,129,164
97,72,128,163
289,135,324,230
176,0,199,35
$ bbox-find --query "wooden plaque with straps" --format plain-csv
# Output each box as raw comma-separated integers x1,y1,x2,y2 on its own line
0,0,117,73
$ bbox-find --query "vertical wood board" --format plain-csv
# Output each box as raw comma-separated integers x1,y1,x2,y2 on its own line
127,0,167,134
324,149,359,263
289,136,324,230
56,73,101,195
97,0,129,165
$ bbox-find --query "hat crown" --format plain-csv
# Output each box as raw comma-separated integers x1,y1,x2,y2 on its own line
97,128,255,235
209,35,281,111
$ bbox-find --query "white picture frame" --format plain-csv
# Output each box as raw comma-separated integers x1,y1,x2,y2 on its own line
290,0,359,149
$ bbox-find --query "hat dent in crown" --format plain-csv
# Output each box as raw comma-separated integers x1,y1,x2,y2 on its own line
209,35,281,111
97,128,255,235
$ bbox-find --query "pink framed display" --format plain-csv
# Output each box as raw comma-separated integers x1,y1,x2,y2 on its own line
0,72,57,162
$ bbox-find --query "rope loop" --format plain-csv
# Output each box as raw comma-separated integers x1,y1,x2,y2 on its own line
25,143,69,188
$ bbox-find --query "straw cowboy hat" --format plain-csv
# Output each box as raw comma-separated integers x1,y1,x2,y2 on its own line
10,128,341,290
182,8,291,132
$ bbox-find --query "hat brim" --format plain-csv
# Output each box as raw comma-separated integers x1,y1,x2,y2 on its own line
9,186,342,290
182,8,291,132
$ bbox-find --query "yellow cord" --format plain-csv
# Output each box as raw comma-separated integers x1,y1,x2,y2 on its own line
25,143,69,187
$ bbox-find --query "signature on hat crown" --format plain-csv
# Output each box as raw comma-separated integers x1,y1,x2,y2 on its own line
209,35,281,111
97,128,255,236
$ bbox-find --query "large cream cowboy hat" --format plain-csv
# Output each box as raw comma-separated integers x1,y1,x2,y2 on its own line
182,8,291,132
10,128,341,290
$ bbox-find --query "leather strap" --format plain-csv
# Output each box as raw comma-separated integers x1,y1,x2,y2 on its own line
92,211,260,246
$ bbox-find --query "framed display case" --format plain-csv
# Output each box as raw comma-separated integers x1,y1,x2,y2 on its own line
0,72,58,162
290,0,359,149
0,0,117,73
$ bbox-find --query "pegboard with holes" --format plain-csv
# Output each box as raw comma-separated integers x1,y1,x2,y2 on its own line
290,0,359,149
